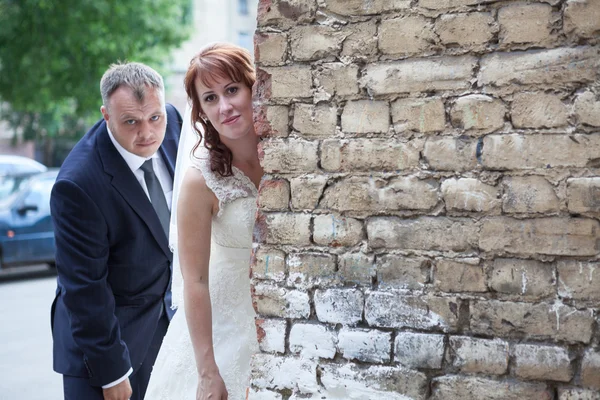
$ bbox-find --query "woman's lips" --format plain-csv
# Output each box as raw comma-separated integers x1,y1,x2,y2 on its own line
222,115,240,125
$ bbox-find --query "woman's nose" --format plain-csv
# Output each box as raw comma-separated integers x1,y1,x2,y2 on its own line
219,98,233,113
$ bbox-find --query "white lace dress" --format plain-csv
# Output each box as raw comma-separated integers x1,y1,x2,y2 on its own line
145,155,259,399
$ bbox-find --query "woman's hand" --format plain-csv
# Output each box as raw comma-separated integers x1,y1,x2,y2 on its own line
196,370,228,400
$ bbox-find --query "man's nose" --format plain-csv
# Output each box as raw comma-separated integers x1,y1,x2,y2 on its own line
137,121,153,138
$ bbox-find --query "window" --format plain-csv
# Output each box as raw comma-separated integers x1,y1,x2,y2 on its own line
238,0,248,15
237,31,252,52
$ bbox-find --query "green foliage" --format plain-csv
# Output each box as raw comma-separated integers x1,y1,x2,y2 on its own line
0,0,191,140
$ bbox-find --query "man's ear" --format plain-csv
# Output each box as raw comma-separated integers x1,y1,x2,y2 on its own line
100,105,109,122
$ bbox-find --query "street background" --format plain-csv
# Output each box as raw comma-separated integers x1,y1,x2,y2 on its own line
0,271,61,399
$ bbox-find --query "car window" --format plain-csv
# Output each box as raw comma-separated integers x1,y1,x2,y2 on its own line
0,164,13,175
0,176,16,199
0,175,34,201
21,178,54,214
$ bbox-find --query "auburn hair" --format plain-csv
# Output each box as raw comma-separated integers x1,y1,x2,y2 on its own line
184,43,256,177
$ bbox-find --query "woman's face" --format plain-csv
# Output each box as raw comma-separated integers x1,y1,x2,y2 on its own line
195,75,254,141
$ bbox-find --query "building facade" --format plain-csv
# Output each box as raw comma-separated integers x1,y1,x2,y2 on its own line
165,0,259,112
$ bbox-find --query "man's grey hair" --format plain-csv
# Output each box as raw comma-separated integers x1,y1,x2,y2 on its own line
100,62,165,109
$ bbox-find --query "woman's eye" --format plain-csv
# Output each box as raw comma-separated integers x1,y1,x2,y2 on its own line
227,87,238,94
205,95,215,102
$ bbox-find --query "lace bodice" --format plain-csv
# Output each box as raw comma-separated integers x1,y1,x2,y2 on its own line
190,154,258,248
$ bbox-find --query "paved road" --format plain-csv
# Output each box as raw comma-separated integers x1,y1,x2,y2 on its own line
0,271,62,400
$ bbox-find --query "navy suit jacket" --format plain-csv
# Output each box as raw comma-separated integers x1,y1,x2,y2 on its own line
50,104,182,387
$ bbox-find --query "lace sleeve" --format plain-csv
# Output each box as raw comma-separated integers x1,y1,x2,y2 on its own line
190,154,257,218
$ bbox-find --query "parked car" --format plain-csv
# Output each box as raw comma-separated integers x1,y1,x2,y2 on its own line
0,169,58,269
0,155,48,201
0,155,47,175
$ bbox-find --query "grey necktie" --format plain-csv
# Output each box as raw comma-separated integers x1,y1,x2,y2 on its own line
140,159,170,238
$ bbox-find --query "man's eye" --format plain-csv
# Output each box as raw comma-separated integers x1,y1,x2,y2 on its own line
126,120,136,125
150,115,160,121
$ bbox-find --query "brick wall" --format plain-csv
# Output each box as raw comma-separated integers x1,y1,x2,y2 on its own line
249,0,600,399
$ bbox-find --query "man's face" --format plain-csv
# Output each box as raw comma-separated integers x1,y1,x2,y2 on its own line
101,86,166,158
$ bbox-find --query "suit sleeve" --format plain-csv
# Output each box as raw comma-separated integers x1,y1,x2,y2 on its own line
51,178,131,386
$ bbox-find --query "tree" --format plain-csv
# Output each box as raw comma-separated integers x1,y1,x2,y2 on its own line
0,0,191,164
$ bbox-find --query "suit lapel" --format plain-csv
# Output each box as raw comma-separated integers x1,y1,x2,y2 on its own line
96,123,172,259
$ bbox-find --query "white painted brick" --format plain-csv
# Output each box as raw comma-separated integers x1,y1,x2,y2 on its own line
254,284,311,319
314,289,364,325
338,328,392,363
257,318,287,354
287,252,337,289
558,387,600,400
395,332,445,369
289,323,337,359
320,364,428,400
366,292,459,331
250,354,319,393
247,388,283,400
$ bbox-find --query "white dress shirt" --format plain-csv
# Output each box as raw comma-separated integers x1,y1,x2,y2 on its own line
107,127,173,210
102,127,173,389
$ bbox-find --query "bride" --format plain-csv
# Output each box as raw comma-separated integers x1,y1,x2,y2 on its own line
145,43,262,399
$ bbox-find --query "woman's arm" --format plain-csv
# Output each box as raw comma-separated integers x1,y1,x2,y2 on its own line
177,167,226,398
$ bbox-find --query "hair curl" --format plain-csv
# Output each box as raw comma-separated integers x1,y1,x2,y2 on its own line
184,43,256,177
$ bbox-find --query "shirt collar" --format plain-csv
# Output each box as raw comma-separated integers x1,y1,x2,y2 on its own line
106,124,158,173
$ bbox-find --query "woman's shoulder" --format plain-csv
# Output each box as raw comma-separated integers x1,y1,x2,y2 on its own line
182,166,211,195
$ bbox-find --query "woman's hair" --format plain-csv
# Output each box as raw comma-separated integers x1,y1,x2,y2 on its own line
184,43,256,177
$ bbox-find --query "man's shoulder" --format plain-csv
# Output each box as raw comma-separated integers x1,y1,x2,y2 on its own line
165,103,183,126
57,120,106,187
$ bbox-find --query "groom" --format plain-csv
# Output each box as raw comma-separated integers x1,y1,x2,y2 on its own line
50,62,181,400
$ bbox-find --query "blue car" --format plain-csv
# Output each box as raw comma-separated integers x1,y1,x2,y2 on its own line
0,169,58,269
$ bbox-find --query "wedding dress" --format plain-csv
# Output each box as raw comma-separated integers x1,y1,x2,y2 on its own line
145,112,259,399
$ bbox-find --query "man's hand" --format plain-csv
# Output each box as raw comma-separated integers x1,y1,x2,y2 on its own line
102,378,132,400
